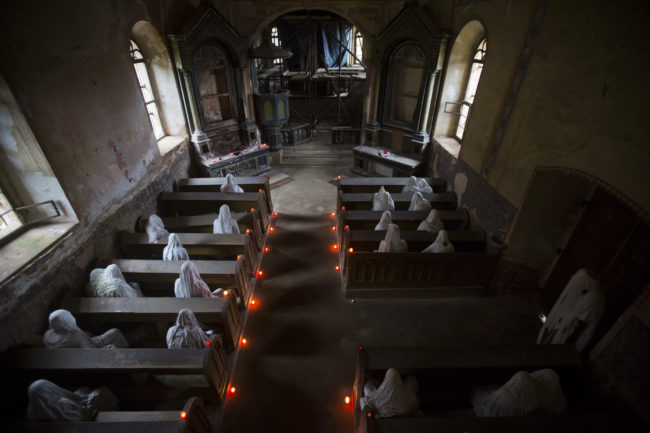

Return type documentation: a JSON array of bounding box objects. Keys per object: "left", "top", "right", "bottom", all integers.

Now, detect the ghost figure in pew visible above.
[
  {"left": 27, "top": 379, "right": 119, "bottom": 422},
  {"left": 220, "top": 173, "right": 244, "bottom": 193},
  {"left": 361, "top": 368, "right": 419, "bottom": 418},
  {"left": 417, "top": 209, "right": 445, "bottom": 234},
  {"left": 372, "top": 186, "right": 395, "bottom": 212},
  {"left": 145, "top": 214, "right": 169, "bottom": 244},
  {"left": 537, "top": 268, "right": 605, "bottom": 351},
  {"left": 166, "top": 308, "right": 210, "bottom": 349},
  {"left": 408, "top": 191, "right": 432, "bottom": 212},
  {"left": 471, "top": 369, "right": 566, "bottom": 417},
  {"left": 375, "top": 224, "right": 407, "bottom": 253},
  {"left": 402, "top": 176, "right": 433, "bottom": 194},
  {"left": 86, "top": 264, "right": 142, "bottom": 298},
  {"left": 163, "top": 233, "right": 190, "bottom": 261},
  {"left": 213, "top": 204, "right": 240, "bottom": 234},
  {"left": 43, "top": 309, "right": 128, "bottom": 349},
  {"left": 174, "top": 261, "right": 221, "bottom": 298},
  {"left": 374, "top": 210, "right": 392, "bottom": 231},
  {"left": 422, "top": 229, "right": 455, "bottom": 253}
]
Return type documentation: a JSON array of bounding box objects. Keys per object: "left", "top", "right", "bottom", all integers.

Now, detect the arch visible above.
[
  {"left": 131, "top": 21, "right": 188, "bottom": 143},
  {"left": 434, "top": 20, "right": 486, "bottom": 155}
]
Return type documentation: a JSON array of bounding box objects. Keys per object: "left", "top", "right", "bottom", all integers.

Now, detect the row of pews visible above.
[
  {"left": 335, "top": 177, "right": 499, "bottom": 298},
  {"left": 2, "top": 176, "right": 273, "bottom": 432}
]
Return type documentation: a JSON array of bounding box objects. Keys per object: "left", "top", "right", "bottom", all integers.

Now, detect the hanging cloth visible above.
[
  {"left": 372, "top": 186, "right": 395, "bottom": 212},
  {"left": 472, "top": 371, "right": 539, "bottom": 417},
  {"left": 402, "top": 177, "right": 433, "bottom": 194},
  {"left": 374, "top": 210, "right": 393, "bottom": 231},
  {"left": 417, "top": 209, "right": 445, "bottom": 233},
  {"left": 375, "top": 224, "right": 407, "bottom": 253},
  {"left": 363, "top": 368, "right": 419, "bottom": 418},
  {"left": 145, "top": 214, "right": 169, "bottom": 244},
  {"left": 408, "top": 192, "right": 431, "bottom": 212},
  {"left": 220, "top": 174, "right": 244, "bottom": 193},
  {"left": 86, "top": 264, "right": 142, "bottom": 298},
  {"left": 213, "top": 204, "right": 240, "bottom": 234},
  {"left": 163, "top": 233, "right": 190, "bottom": 261},
  {"left": 43, "top": 309, "right": 128, "bottom": 349},
  {"left": 174, "top": 261, "right": 216, "bottom": 298},
  {"left": 422, "top": 229, "right": 455, "bottom": 253},
  {"left": 166, "top": 308, "right": 210, "bottom": 349}
]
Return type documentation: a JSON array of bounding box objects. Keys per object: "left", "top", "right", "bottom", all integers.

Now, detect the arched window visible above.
[
  {"left": 130, "top": 40, "right": 164, "bottom": 140},
  {"left": 456, "top": 39, "right": 486, "bottom": 140},
  {"left": 349, "top": 28, "right": 363, "bottom": 65},
  {"left": 271, "top": 26, "right": 283, "bottom": 66},
  {"left": 383, "top": 43, "right": 426, "bottom": 131}
]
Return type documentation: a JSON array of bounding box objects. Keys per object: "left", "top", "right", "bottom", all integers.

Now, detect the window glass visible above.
[{"left": 130, "top": 40, "right": 165, "bottom": 139}]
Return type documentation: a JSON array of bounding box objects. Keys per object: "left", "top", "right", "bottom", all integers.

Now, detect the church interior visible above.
[{"left": 0, "top": 0, "right": 649, "bottom": 432}]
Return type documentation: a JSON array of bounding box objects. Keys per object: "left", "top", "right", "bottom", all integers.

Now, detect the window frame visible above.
[
  {"left": 130, "top": 40, "right": 166, "bottom": 140},
  {"left": 453, "top": 38, "right": 486, "bottom": 141}
]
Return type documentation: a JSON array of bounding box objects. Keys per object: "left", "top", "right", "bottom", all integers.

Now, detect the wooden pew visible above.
[
  {"left": 120, "top": 231, "right": 258, "bottom": 277},
  {"left": 337, "top": 177, "right": 446, "bottom": 194},
  {"left": 175, "top": 176, "right": 273, "bottom": 215},
  {"left": 342, "top": 251, "right": 499, "bottom": 298},
  {"left": 337, "top": 208, "right": 469, "bottom": 234},
  {"left": 160, "top": 191, "right": 269, "bottom": 229},
  {"left": 353, "top": 345, "right": 598, "bottom": 433},
  {"left": 97, "top": 258, "right": 252, "bottom": 308},
  {"left": 136, "top": 211, "right": 264, "bottom": 252},
  {"left": 338, "top": 191, "right": 456, "bottom": 211},
  {"left": 7, "top": 336, "right": 229, "bottom": 405},
  {"left": 62, "top": 296, "right": 241, "bottom": 350},
  {"left": 342, "top": 229, "right": 486, "bottom": 254},
  {"left": 3, "top": 396, "right": 212, "bottom": 433}
]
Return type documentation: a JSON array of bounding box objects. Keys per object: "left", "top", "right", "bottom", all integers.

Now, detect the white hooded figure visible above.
[
  {"left": 417, "top": 209, "right": 445, "bottom": 234},
  {"left": 402, "top": 176, "right": 433, "bottom": 194},
  {"left": 213, "top": 204, "right": 240, "bottom": 234},
  {"left": 372, "top": 186, "right": 395, "bottom": 212},
  {"left": 374, "top": 210, "right": 392, "bottom": 231},
  {"left": 27, "top": 379, "right": 118, "bottom": 422},
  {"left": 43, "top": 309, "right": 128, "bottom": 349},
  {"left": 408, "top": 192, "right": 432, "bottom": 212},
  {"left": 162, "top": 233, "right": 190, "bottom": 261},
  {"left": 220, "top": 173, "right": 244, "bottom": 193},
  {"left": 422, "top": 229, "right": 455, "bottom": 253},
  {"left": 166, "top": 308, "right": 210, "bottom": 349},
  {"left": 86, "top": 264, "right": 142, "bottom": 298},
  {"left": 362, "top": 368, "right": 419, "bottom": 418},
  {"left": 529, "top": 369, "right": 567, "bottom": 415},
  {"left": 537, "top": 268, "right": 605, "bottom": 351},
  {"left": 472, "top": 371, "right": 539, "bottom": 417},
  {"left": 375, "top": 224, "right": 407, "bottom": 253},
  {"left": 174, "top": 261, "right": 216, "bottom": 298},
  {"left": 145, "top": 214, "right": 169, "bottom": 244}
]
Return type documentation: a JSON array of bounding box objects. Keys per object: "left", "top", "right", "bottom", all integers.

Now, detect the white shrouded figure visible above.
[
  {"left": 43, "top": 309, "right": 128, "bottom": 349},
  {"left": 166, "top": 308, "right": 210, "bottom": 349},
  {"left": 145, "top": 214, "right": 169, "bottom": 244},
  {"left": 472, "top": 369, "right": 566, "bottom": 417},
  {"left": 422, "top": 229, "right": 455, "bottom": 253},
  {"left": 174, "top": 261, "right": 218, "bottom": 298},
  {"left": 213, "top": 204, "right": 240, "bottom": 234},
  {"left": 27, "top": 379, "right": 118, "bottom": 422},
  {"left": 374, "top": 210, "right": 392, "bottom": 231},
  {"left": 220, "top": 173, "right": 244, "bottom": 193},
  {"left": 86, "top": 264, "right": 142, "bottom": 298},
  {"left": 402, "top": 176, "right": 433, "bottom": 194},
  {"left": 537, "top": 268, "right": 604, "bottom": 351},
  {"left": 375, "top": 224, "right": 407, "bottom": 253},
  {"left": 362, "top": 368, "right": 419, "bottom": 418},
  {"left": 408, "top": 191, "right": 431, "bottom": 212},
  {"left": 372, "top": 186, "right": 395, "bottom": 212},
  {"left": 417, "top": 209, "right": 445, "bottom": 233},
  {"left": 163, "top": 233, "right": 190, "bottom": 261}
]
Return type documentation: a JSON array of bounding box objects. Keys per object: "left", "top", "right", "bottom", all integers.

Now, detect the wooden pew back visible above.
[
  {"left": 339, "top": 191, "right": 456, "bottom": 211},
  {"left": 175, "top": 176, "right": 273, "bottom": 215},
  {"left": 337, "top": 177, "right": 446, "bottom": 194}
]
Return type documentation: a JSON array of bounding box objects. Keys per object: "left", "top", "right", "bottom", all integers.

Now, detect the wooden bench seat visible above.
[
  {"left": 7, "top": 336, "right": 229, "bottom": 405},
  {"left": 62, "top": 296, "right": 241, "bottom": 350},
  {"left": 353, "top": 345, "right": 591, "bottom": 433},
  {"left": 97, "top": 258, "right": 252, "bottom": 308},
  {"left": 137, "top": 211, "right": 265, "bottom": 252},
  {"left": 2, "top": 397, "right": 212, "bottom": 433},
  {"left": 120, "top": 232, "right": 258, "bottom": 277},
  {"left": 339, "top": 191, "right": 456, "bottom": 211},
  {"left": 175, "top": 176, "right": 273, "bottom": 215},
  {"left": 342, "top": 229, "right": 486, "bottom": 253},
  {"left": 160, "top": 191, "right": 269, "bottom": 229},
  {"left": 337, "top": 177, "right": 446, "bottom": 194}
]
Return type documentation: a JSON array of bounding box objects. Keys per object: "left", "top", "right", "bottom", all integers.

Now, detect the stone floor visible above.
[{"left": 216, "top": 146, "right": 541, "bottom": 432}]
